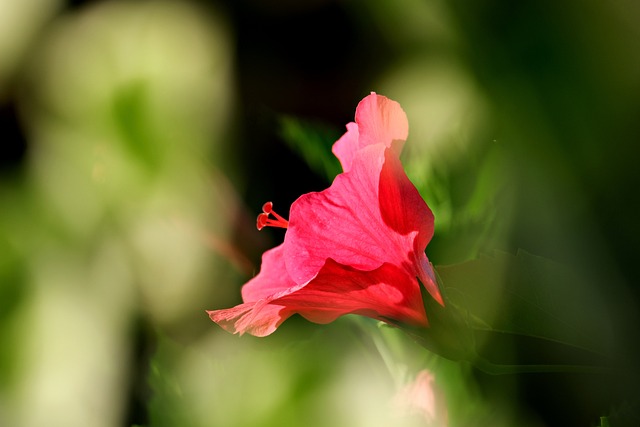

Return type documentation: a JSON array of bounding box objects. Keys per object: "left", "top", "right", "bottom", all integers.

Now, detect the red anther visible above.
[
  {"left": 256, "top": 213, "right": 269, "bottom": 230},
  {"left": 256, "top": 202, "right": 289, "bottom": 231}
]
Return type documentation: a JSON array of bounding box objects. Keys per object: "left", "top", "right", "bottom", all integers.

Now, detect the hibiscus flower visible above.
[{"left": 208, "top": 93, "right": 443, "bottom": 336}]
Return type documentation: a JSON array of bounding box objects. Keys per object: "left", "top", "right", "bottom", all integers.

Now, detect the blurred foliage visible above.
[
  {"left": 146, "top": 320, "right": 450, "bottom": 427},
  {"left": 0, "top": 0, "right": 63, "bottom": 100},
  {"left": 438, "top": 250, "right": 611, "bottom": 358},
  {"left": 0, "top": 1, "right": 239, "bottom": 426},
  {"left": 278, "top": 115, "right": 342, "bottom": 182},
  {"left": 411, "top": 250, "right": 616, "bottom": 372}
]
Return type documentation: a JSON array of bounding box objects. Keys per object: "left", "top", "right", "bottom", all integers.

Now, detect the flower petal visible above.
[
  {"left": 241, "top": 245, "right": 297, "bottom": 303},
  {"left": 379, "top": 148, "right": 442, "bottom": 304},
  {"left": 207, "top": 300, "right": 289, "bottom": 337},
  {"left": 208, "top": 258, "right": 428, "bottom": 337},
  {"left": 285, "top": 145, "right": 434, "bottom": 287},
  {"left": 332, "top": 121, "right": 359, "bottom": 173},
  {"left": 332, "top": 92, "right": 408, "bottom": 172},
  {"left": 276, "top": 259, "right": 428, "bottom": 328},
  {"left": 378, "top": 147, "right": 433, "bottom": 244}
]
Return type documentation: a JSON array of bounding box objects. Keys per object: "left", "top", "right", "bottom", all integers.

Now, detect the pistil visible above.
[{"left": 256, "top": 202, "right": 289, "bottom": 230}]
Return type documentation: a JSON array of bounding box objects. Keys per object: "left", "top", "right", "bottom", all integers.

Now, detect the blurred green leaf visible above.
[
  {"left": 409, "top": 250, "right": 611, "bottom": 373},
  {"left": 409, "top": 138, "right": 513, "bottom": 264},
  {"left": 112, "top": 81, "right": 160, "bottom": 172},
  {"left": 437, "top": 250, "right": 606, "bottom": 353},
  {"left": 147, "top": 329, "right": 344, "bottom": 427},
  {"left": 278, "top": 116, "right": 342, "bottom": 182}
]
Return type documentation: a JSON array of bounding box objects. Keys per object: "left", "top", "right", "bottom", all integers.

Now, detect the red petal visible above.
[
  {"left": 285, "top": 145, "right": 433, "bottom": 284},
  {"left": 276, "top": 259, "right": 428, "bottom": 328},
  {"left": 332, "top": 93, "right": 408, "bottom": 172},
  {"left": 208, "top": 245, "right": 302, "bottom": 336},
  {"left": 208, "top": 258, "right": 428, "bottom": 337},
  {"left": 241, "top": 244, "right": 297, "bottom": 302},
  {"left": 378, "top": 148, "right": 433, "bottom": 244},
  {"left": 332, "top": 122, "right": 359, "bottom": 172},
  {"left": 207, "top": 301, "right": 289, "bottom": 337}
]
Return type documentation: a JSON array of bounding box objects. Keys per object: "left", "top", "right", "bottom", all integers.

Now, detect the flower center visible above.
[{"left": 256, "top": 202, "right": 289, "bottom": 230}]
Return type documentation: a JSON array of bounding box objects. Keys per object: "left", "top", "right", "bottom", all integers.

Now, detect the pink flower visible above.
[{"left": 208, "top": 93, "right": 443, "bottom": 337}]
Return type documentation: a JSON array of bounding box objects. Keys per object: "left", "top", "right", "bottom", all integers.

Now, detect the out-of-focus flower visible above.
[
  {"left": 208, "top": 93, "right": 443, "bottom": 336},
  {"left": 392, "top": 370, "right": 448, "bottom": 426}
]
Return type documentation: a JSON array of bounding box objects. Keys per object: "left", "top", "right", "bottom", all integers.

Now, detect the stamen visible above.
[{"left": 256, "top": 201, "right": 289, "bottom": 230}]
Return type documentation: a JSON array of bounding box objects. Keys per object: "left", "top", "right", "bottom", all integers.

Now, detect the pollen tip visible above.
[
  {"left": 256, "top": 201, "right": 288, "bottom": 230},
  {"left": 262, "top": 201, "right": 273, "bottom": 213},
  {"left": 256, "top": 213, "right": 268, "bottom": 230}
]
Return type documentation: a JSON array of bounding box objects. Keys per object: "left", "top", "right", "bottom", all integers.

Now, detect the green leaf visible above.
[
  {"left": 112, "top": 81, "right": 160, "bottom": 171},
  {"left": 438, "top": 250, "right": 608, "bottom": 351},
  {"left": 408, "top": 139, "right": 514, "bottom": 264},
  {"left": 278, "top": 116, "right": 342, "bottom": 182},
  {"left": 411, "top": 250, "right": 612, "bottom": 373}
]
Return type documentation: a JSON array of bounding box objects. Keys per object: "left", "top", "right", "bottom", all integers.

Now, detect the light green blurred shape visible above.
[
  {"left": 17, "top": 0, "right": 236, "bottom": 325},
  {"left": 20, "top": 0, "right": 234, "bottom": 236},
  {"left": 380, "top": 59, "right": 487, "bottom": 167},
  {"left": 3, "top": 1, "right": 236, "bottom": 426},
  {"left": 149, "top": 320, "right": 461, "bottom": 427},
  {"left": 0, "top": 0, "right": 63, "bottom": 100},
  {"left": 7, "top": 238, "right": 135, "bottom": 427},
  {"left": 22, "top": 0, "right": 232, "bottom": 144}
]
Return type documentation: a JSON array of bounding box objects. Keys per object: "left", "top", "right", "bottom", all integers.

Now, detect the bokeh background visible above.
[{"left": 1, "top": 1, "right": 639, "bottom": 426}]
